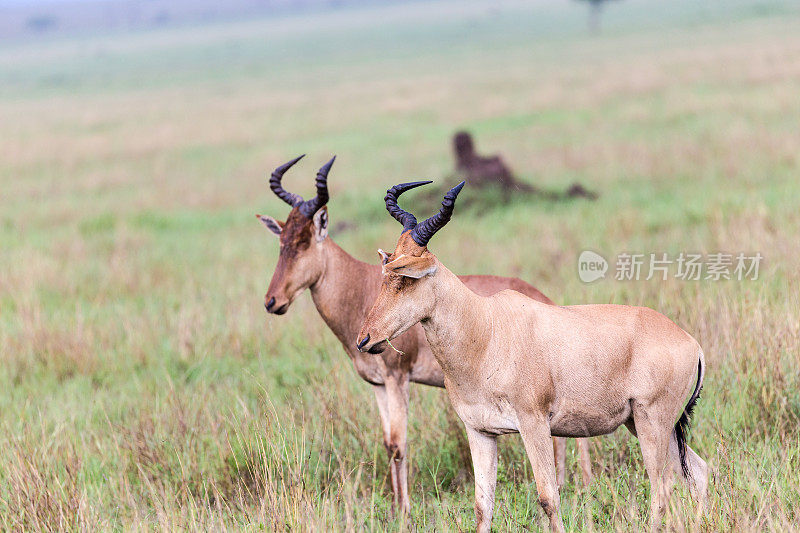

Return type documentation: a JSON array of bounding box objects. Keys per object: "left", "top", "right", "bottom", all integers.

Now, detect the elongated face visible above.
[
  {"left": 257, "top": 154, "right": 335, "bottom": 315},
  {"left": 356, "top": 232, "right": 438, "bottom": 353},
  {"left": 257, "top": 206, "right": 328, "bottom": 315},
  {"left": 357, "top": 179, "right": 465, "bottom": 353}
]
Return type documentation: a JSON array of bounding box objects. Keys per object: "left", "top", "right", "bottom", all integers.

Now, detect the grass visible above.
[{"left": 1, "top": 0, "right": 800, "bottom": 530}]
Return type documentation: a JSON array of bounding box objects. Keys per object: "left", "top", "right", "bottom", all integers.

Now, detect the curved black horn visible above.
[
  {"left": 299, "top": 156, "right": 334, "bottom": 217},
  {"left": 411, "top": 181, "right": 465, "bottom": 247},
  {"left": 270, "top": 155, "right": 305, "bottom": 207},
  {"left": 384, "top": 181, "right": 433, "bottom": 232}
]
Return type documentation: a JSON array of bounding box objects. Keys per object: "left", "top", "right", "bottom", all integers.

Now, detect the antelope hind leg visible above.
[
  {"left": 668, "top": 432, "right": 709, "bottom": 508},
  {"left": 553, "top": 437, "right": 566, "bottom": 489},
  {"left": 631, "top": 404, "right": 674, "bottom": 531},
  {"left": 575, "top": 438, "right": 594, "bottom": 487}
]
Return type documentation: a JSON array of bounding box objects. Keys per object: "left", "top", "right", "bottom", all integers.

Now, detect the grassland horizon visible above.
[{"left": 1, "top": 0, "right": 799, "bottom": 530}]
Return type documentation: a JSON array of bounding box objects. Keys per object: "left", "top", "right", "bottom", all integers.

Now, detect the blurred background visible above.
[{"left": 1, "top": 0, "right": 799, "bottom": 530}]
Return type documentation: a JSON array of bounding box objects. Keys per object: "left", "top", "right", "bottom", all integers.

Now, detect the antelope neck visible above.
[
  {"left": 309, "top": 238, "right": 378, "bottom": 346},
  {"left": 420, "top": 263, "right": 492, "bottom": 376}
]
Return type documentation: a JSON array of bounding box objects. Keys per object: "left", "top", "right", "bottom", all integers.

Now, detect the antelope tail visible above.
[{"left": 675, "top": 353, "right": 704, "bottom": 479}]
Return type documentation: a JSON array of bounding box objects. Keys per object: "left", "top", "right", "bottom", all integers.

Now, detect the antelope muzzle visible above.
[
  {"left": 264, "top": 294, "right": 290, "bottom": 315},
  {"left": 356, "top": 333, "right": 388, "bottom": 354}
]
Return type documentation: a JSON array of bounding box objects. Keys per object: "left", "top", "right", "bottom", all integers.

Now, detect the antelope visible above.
[
  {"left": 256, "top": 156, "right": 593, "bottom": 515},
  {"left": 357, "top": 181, "right": 709, "bottom": 532}
]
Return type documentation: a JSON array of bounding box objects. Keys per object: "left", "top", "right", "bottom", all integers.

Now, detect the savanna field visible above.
[{"left": 1, "top": 0, "right": 800, "bottom": 530}]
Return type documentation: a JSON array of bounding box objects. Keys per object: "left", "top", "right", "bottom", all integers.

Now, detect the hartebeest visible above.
[
  {"left": 357, "top": 181, "right": 708, "bottom": 532},
  {"left": 257, "top": 157, "right": 593, "bottom": 514}
]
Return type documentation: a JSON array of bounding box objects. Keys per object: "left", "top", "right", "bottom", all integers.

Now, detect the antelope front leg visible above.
[
  {"left": 373, "top": 376, "right": 411, "bottom": 515},
  {"left": 518, "top": 415, "right": 565, "bottom": 533},
  {"left": 464, "top": 425, "right": 498, "bottom": 533}
]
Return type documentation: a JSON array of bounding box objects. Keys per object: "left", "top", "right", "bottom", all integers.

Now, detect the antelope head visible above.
[
  {"left": 257, "top": 155, "right": 334, "bottom": 315},
  {"left": 357, "top": 180, "right": 465, "bottom": 353}
]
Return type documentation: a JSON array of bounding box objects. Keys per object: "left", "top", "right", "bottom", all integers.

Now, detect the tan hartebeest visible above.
[
  {"left": 357, "top": 181, "right": 708, "bottom": 532},
  {"left": 257, "top": 157, "right": 593, "bottom": 515}
]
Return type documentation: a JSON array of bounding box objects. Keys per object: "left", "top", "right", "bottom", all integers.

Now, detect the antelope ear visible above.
[
  {"left": 257, "top": 214, "right": 283, "bottom": 237},
  {"left": 377, "top": 249, "right": 390, "bottom": 265},
  {"left": 384, "top": 254, "right": 437, "bottom": 279},
  {"left": 312, "top": 206, "right": 329, "bottom": 242}
]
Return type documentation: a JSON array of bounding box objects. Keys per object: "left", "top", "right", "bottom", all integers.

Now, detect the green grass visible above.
[{"left": 1, "top": 0, "right": 800, "bottom": 530}]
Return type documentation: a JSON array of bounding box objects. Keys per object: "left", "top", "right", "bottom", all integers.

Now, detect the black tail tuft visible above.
[{"left": 675, "top": 358, "right": 703, "bottom": 479}]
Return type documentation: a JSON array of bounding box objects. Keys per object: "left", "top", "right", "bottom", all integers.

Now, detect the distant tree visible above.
[
  {"left": 26, "top": 15, "right": 58, "bottom": 33},
  {"left": 577, "top": 0, "right": 617, "bottom": 33}
]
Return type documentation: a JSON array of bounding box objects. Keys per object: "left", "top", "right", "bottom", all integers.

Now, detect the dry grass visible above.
[{"left": 1, "top": 0, "right": 800, "bottom": 530}]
